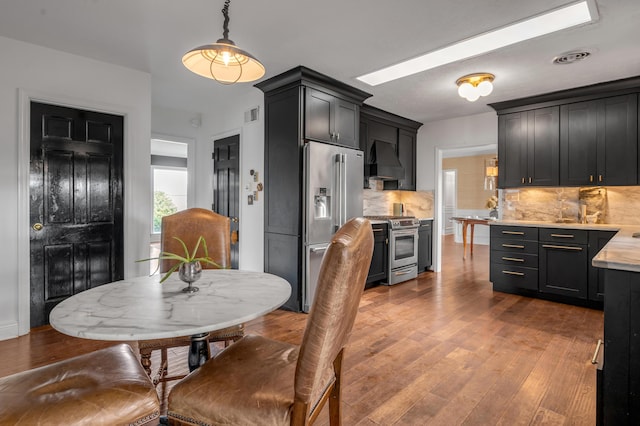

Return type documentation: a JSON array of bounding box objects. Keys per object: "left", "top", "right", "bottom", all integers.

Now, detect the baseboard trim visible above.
[{"left": 0, "top": 323, "right": 19, "bottom": 341}]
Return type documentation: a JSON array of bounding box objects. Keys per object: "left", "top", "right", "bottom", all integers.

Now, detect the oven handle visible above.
[{"left": 390, "top": 228, "right": 419, "bottom": 236}]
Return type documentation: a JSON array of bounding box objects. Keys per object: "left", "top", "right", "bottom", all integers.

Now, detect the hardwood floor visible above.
[{"left": 0, "top": 236, "right": 603, "bottom": 425}]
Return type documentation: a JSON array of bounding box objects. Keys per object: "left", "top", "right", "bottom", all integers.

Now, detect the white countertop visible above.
[
  {"left": 490, "top": 219, "right": 621, "bottom": 231},
  {"left": 49, "top": 270, "right": 291, "bottom": 341},
  {"left": 491, "top": 220, "right": 640, "bottom": 273}
]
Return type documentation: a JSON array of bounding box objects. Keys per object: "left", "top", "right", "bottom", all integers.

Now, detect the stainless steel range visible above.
[{"left": 364, "top": 216, "right": 420, "bottom": 285}]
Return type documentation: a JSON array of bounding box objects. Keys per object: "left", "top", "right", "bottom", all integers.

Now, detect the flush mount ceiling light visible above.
[
  {"left": 356, "top": 0, "right": 597, "bottom": 86},
  {"left": 456, "top": 73, "right": 495, "bottom": 102},
  {"left": 182, "top": 0, "right": 265, "bottom": 84}
]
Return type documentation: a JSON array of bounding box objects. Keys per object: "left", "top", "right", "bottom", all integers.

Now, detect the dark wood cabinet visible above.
[
  {"left": 491, "top": 76, "right": 640, "bottom": 189},
  {"left": 601, "top": 268, "right": 640, "bottom": 424},
  {"left": 588, "top": 230, "right": 617, "bottom": 302},
  {"left": 256, "top": 66, "right": 371, "bottom": 312},
  {"left": 398, "top": 129, "right": 416, "bottom": 190},
  {"left": 305, "top": 87, "right": 359, "bottom": 149},
  {"left": 560, "top": 94, "right": 638, "bottom": 186},
  {"left": 538, "top": 228, "right": 588, "bottom": 299},
  {"left": 490, "top": 225, "right": 539, "bottom": 292},
  {"left": 366, "top": 223, "right": 388, "bottom": 285},
  {"left": 418, "top": 219, "right": 432, "bottom": 271},
  {"left": 497, "top": 107, "right": 559, "bottom": 188},
  {"left": 491, "top": 223, "right": 618, "bottom": 307},
  {"left": 360, "top": 105, "right": 422, "bottom": 190}
]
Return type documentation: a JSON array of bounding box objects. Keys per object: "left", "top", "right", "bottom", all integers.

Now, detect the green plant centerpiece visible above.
[{"left": 138, "top": 236, "right": 221, "bottom": 293}]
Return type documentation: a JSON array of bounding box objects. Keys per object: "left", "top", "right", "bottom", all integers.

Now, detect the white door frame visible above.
[
  {"left": 433, "top": 143, "right": 496, "bottom": 272},
  {"left": 17, "top": 89, "right": 143, "bottom": 335}
]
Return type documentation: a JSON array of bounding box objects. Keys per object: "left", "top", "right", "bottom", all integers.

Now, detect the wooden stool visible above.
[{"left": 0, "top": 344, "right": 160, "bottom": 425}]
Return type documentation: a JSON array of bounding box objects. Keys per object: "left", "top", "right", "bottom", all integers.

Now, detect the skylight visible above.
[{"left": 356, "top": 1, "right": 597, "bottom": 86}]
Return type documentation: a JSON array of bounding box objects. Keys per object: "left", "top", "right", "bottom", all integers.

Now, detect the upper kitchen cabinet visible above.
[
  {"left": 305, "top": 88, "right": 359, "bottom": 148},
  {"left": 560, "top": 94, "right": 638, "bottom": 186},
  {"left": 360, "top": 105, "right": 422, "bottom": 190},
  {"left": 497, "top": 106, "right": 559, "bottom": 188},
  {"left": 491, "top": 76, "right": 640, "bottom": 189}
]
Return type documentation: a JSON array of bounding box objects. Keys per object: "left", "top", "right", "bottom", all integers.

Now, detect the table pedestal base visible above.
[{"left": 188, "top": 333, "right": 210, "bottom": 372}]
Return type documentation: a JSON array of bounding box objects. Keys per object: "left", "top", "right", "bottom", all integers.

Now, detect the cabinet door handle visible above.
[
  {"left": 521, "top": 177, "right": 525, "bottom": 184},
  {"left": 528, "top": 177, "right": 532, "bottom": 184},
  {"left": 336, "top": 132, "right": 340, "bottom": 140},
  {"left": 502, "top": 270, "right": 525, "bottom": 276},
  {"left": 550, "top": 233, "right": 574, "bottom": 238},
  {"left": 542, "top": 244, "right": 583, "bottom": 251},
  {"left": 591, "top": 339, "right": 603, "bottom": 365},
  {"left": 589, "top": 175, "right": 594, "bottom": 183},
  {"left": 502, "top": 257, "right": 525, "bottom": 262},
  {"left": 373, "top": 228, "right": 384, "bottom": 233},
  {"left": 502, "top": 244, "right": 525, "bottom": 249},
  {"left": 502, "top": 230, "right": 524, "bottom": 235},
  {"left": 599, "top": 175, "right": 603, "bottom": 182}
]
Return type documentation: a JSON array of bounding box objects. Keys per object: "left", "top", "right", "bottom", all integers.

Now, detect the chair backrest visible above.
[
  {"left": 293, "top": 217, "right": 374, "bottom": 411},
  {"left": 160, "top": 208, "right": 231, "bottom": 273}
]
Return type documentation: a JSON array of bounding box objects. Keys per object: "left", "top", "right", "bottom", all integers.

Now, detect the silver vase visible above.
[{"left": 179, "top": 261, "right": 202, "bottom": 293}]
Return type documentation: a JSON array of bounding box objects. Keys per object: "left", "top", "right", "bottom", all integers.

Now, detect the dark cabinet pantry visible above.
[{"left": 256, "top": 66, "right": 371, "bottom": 311}]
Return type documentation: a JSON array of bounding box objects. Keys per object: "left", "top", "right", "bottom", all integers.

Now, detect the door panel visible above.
[
  {"left": 213, "top": 135, "right": 240, "bottom": 269},
  {"left": 30, "top": 102, "right": 124, "bottom": 328}
]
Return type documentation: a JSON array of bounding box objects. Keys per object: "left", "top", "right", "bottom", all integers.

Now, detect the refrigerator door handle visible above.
[
  {"left": 334, "top": 154, "right": 342, "bottom": 232},
  {"left": 341, "top": 153, "right": 347, "bottom": 228}
]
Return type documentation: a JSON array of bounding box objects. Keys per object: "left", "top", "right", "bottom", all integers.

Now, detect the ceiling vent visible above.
[{"left": 553, "top": 51, "right": 591, "bottom": 64}]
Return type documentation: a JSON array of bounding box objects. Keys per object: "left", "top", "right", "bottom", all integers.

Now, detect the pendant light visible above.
[{"left": 182, "top": 0, "right": 265, "bottom": 84}]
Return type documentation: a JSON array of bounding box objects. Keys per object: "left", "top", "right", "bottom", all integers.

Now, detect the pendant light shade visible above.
[{"left": 182, "top": 0, "right": 265, "bottom": 84}]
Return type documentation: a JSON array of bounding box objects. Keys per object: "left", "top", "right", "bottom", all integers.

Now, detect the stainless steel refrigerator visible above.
[{"left": 303, "top": 141, "right": 363, "bottom": 312}]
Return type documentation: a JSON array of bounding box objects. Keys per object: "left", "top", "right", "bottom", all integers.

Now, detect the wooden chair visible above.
[
  {"left": 0, "top": 344, "right": 160, "bottom": 425},
  {"left": 139, "top": 208, "right": 244, "bottom": 384},
  {"left": 167, "top": 217, "right": 374, "bottom": 426}
]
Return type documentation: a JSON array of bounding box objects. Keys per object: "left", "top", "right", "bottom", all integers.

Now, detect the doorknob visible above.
[
  {"left": 231, "top": 217, "right": 239, "bottom": 223},
  {"left": 32, "top": 223, "right": 43, "bottom": 231}
]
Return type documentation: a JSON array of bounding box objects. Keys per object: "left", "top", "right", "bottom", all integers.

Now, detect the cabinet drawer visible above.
[
  {"left": 539, "top": 227, "right": 588, "bottom": 244},
  {"left": 490, "top": 225, "right": 538, "bottom": 240},
  {"left": 491, "top": 237, "right": 538, "bottom": 254},
  {"left": 491, "top": 251, "right": 538, "bottom": 268},
  {"left": 490, "top": 263, "right": 538, "bottom": 291}
]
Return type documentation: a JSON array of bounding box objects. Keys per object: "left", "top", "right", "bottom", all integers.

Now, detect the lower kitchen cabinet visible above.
[
  {"left": 589, "top": 230, "right": 617, "bottom": 302},
  {"left": 539, "top": 228, "right": 589, "bottom": 299},
  {"left": 490, "top": 224, "right": 618, "bottom": 307},
  {"left": 601, "top": 268, "right": 640, "bottom": 424},
  {"left": 490, "top": 225, "right": 539, "bottom": 292},
  {"left": 418, "top": 219, "right": 432, "bottom": 271},
  {"left": 366, "top": 222, "right": 388, "bottom": 286}
]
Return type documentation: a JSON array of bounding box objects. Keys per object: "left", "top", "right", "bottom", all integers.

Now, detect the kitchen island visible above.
[{"left": 592, "top": 226, "right": 640, "bottom": 425}]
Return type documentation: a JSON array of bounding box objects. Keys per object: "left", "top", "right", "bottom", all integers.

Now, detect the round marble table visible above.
[{"left": 50, "top": 270, "right": 291, "bottom": 369}]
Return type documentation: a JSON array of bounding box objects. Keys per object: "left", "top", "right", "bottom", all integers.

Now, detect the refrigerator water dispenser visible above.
[{"left": 314, "top": 188, "right": 331, "bottom": 219}]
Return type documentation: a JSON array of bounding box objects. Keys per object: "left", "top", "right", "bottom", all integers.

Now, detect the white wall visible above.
[
  {"left": 416, "top": 111, "right": 498, "bottom": 271},
  {"left": 0, "top": 36, "right": 151, "bottom": 339},
  {"left": 152, "top": 89, "right": 265, "bottom": 272}
]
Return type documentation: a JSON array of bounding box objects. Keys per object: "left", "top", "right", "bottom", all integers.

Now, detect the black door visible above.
[
  {"left": 30, "top": 102, "right": 124, "bottom": 327},
  {"left": 213, "top": 135, "right": 240, "bottom": 269}
]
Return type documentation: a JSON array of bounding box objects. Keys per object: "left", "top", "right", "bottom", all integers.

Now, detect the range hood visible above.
[{"left": 367, "top": 140, "right": 405, "bottom": 180}]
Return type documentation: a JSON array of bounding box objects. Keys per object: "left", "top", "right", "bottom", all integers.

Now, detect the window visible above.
[{"left": 149, "top": 137, "right": 192, "bottom": 273}]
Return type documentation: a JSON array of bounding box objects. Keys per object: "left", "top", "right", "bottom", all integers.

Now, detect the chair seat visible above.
[
  {"left": 0, "top": 344, "right": 160, "bottom": 426},
  {"left": 168, "top": 335, "right": 336, "bottom": 426}
]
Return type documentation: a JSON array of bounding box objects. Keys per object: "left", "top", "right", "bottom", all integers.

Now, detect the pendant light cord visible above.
[{"left": 221, "top": 0, "right": 231, "bottom": 40}]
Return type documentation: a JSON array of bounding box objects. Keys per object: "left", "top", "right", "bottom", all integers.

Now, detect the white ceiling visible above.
[{"left": 1, "top": 0, "right": 639, "bottom": 124}]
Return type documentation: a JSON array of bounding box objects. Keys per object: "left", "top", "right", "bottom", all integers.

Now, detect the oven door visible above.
[{"left": 389, "top": 228, "right": 418, "bottom": 269}]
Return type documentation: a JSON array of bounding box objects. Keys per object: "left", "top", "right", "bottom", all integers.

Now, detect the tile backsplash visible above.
[
  {"left": 500, "top": 186, "right": 640, "bottom": 225},
  {"left": 363, "top": 189, "right": 434, "bottom": 218}
]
